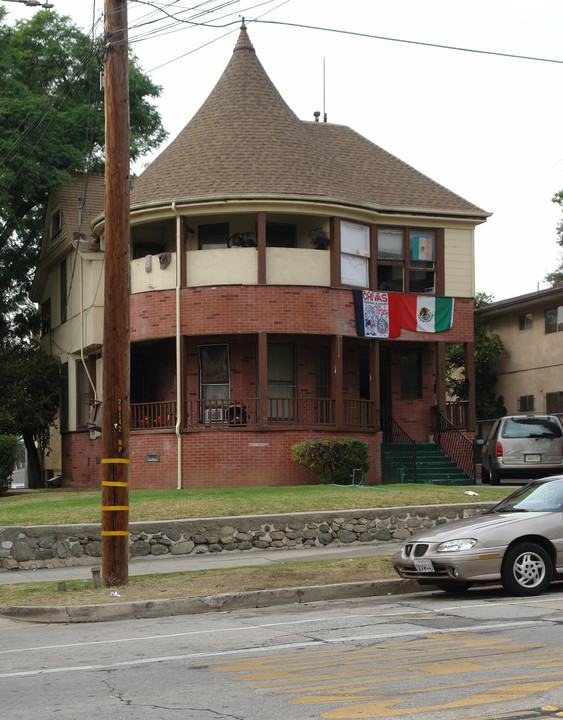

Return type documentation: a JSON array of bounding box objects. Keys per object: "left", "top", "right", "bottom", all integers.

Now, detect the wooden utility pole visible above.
[{"left": 101, "top": 0, "right": 130, "bottom": 587}]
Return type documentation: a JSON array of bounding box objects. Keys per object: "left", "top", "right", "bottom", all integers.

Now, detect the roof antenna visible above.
[{"left": 323, "top": 57, "right": 327, "bottom": 122}]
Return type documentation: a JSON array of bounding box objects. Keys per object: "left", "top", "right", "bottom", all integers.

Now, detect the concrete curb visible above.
[{"left": 0, "top": 578, "right": 421, "bottom": 624}]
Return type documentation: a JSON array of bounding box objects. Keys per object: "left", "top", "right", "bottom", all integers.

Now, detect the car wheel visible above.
[
  {"left": 489, "top": 466, "right": 501, "bottom": 485},
  {"left": 432, "top": 581, "right": 473, "bottom": 593},
  {"left": 501, "top": 542, "right": 553, "bottom": 596},
  {"left": 481, "top": 466, "right": 490, "bottom": 484}
]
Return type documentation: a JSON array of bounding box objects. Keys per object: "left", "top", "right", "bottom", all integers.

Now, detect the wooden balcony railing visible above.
[
  {"left": 445, "top": 400, "right": 468, "bottom": 430},
  {"left": 131, "top": 401, "right": 177, "bottom": 429},
  {"left": 131, "top": 398, "right": 377, "bottom": 430}
]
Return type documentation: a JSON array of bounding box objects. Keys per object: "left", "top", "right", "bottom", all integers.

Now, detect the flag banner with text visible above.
[
  {"left": 354, "top": 291, "right": 454, "bottom": 336},
  {"left": 353, "top": 290, "right": 401, "bottom": 338}
]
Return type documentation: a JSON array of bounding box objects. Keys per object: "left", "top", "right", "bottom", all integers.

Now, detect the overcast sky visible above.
[{"left": 5, "top": 0, "right": 563, "bottom": 302}]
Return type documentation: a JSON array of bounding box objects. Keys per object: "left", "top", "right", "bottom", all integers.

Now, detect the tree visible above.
[
  {"left": 0, "top": 346, "right": 61, "bottom": 488},
  {"left": 446, "top": 292, "right": 507, "bottom": 421},
  {"left": 545, "top": 191, "right": 563, "bottom": 286},
  {"left": 0, "top": 434, "right": 19, "bottom": 495},
  {"left": 0, "top": 8, "right": 167, "bottom": 340}
]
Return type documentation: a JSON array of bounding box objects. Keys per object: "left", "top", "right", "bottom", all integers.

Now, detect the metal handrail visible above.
[
  {"left": 434, "top": 409, "right": 476, "bottom": 480},
  {"left": 381, "top": 412, "right": 417, "bottom": 482}
]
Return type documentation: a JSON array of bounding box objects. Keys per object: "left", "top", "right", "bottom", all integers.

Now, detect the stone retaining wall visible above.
[{"left": 0, "top": 502, "right": 495, "bottom": 571}]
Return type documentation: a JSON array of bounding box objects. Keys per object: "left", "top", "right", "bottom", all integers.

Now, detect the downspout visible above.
[{"left": 172, "top": 202, "right": 183, "bottom": 489}]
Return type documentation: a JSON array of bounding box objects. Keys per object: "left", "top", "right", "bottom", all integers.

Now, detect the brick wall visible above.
[
  {"left": 62, "top": 428, "right": 381, "bottom": 489},
  {"left": 131, "top": 287, "right": 474, "bottom": 342}
]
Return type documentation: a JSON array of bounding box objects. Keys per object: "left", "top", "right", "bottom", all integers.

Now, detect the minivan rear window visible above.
[{"left": 502, "top": 417, "right": 563, "bottom": 439}]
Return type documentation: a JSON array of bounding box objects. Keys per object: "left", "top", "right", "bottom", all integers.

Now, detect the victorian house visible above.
[{"left": 31, "top": 24, "right": 488, "bottom": 488}]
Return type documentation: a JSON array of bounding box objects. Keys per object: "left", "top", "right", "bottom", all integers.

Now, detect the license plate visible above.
[
  {"left": 414, "top": 558, "right": 435, "bottom": 573},
  {"left": 525, "top": 454, "right": 541, "bottom": 463}
]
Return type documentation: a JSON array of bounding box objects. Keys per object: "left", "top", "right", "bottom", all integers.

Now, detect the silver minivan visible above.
[{"left": 481, "top": 413, "right": 563, "bottom": 484}]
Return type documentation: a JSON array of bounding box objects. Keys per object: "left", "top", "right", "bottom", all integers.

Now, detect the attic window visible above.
[{"left": 50, "top": 209, "right": 61, "bottom": 239}]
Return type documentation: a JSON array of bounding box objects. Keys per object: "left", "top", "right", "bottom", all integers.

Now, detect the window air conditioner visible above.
[{"left": 204, "top": 407, "right": 223, "bottom": 423}]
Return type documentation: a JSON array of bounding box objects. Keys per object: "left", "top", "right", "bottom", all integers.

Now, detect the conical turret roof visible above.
[{"left": 131, "top": 25, "right": 486, "bottom": 218}]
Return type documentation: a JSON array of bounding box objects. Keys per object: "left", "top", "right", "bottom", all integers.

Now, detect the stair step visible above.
[{"left": 382, "top": 441, "right": 475, "bottom": 485}]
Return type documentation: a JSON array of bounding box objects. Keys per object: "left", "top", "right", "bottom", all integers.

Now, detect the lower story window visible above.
[
  {"left": 400, "top": 349, "right": 422, "bottom": 399},
  {"left": 518, "top": 394, "right": 534, "bottom": 412},
  {"left": 199, "top": 344, "right": 230, "bottom": 422},
  {"left": 546, "top": 391, "right": 563, "bottom": 414},
  {"left": 268, "top": 345, "right": 296, "bottom": 420}
]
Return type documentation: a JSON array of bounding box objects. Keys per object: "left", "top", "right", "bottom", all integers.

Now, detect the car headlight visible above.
[{"left": 436, "top": 538, "right": 477, "bottom": 552}]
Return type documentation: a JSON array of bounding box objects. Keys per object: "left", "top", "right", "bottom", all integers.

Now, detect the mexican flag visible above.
[{"left": 402, "top": 296, "right": 454, "bottom": 333}]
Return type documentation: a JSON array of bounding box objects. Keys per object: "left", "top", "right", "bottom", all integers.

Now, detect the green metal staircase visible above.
[{"left": 382, "top": 442, "right": 475, "bottom": 485}]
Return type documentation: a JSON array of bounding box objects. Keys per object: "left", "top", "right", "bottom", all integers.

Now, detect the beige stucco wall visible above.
[
  {"left": 131, "top": 254, "right": 177, "bottom": 293},
  {"left": 266, "top": 248, "right": 330, "bottom": 285},
  {"left": 186, "top": 247, "right": 258, "bottom": 287},
  {"left": 485, "top": 307, "right": 563, "bottom": 413},
  {"left": 444, "top": 226, "right": 475, "bottom": 298}
]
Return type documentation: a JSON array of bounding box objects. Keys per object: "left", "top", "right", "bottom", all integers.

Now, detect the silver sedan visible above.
[{"left": 392, "top": 476, "right": 563, "bottom": 596}]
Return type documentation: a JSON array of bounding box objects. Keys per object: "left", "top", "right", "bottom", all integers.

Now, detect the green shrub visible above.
[
  {"left": 0, "top": 435, "right": 19, "bottom": 496},
  {"left": 291, "top": 437, "right": 370, "bottom": 484}
]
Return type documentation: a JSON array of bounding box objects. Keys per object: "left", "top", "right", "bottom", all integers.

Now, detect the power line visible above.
[{"left": 252, "top": 19, "right": 563, "bottom": 66}]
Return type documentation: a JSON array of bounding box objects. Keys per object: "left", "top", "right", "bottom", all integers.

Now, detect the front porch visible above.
[{"left": 131, "top": 397, "right": 377, "bottom": 431}]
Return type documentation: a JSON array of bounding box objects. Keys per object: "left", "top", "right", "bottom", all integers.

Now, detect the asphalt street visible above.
[{"left": 3, "top": 585, "right": 563, "bottom": 720}]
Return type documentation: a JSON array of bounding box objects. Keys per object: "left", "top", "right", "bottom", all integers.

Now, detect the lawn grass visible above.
[
  {"left": 0, "top": 484, "right": 507, "bottom": 526},
  {"left": 0, "top": 555, "right": 396, "bottom": 607}
]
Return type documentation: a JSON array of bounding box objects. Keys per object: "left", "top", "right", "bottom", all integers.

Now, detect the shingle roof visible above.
[
  {"left": 57, "top": 173, "right": 105, "bottom": 242},
  {"left": 130, "top": 24, "right": 487, "bottom": 219}
]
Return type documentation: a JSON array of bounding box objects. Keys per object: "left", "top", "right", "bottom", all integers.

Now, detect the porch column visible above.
[
  {"left": 330, "top": 217, "right": 341, "bottom": 287},
  {"left": 332, "top": 335, "right": 344, "bottom": 427},
  {"left": 435, "top": 341, "right": 447, "bottom": 413},
  {"left": 257, "top": 211, "right": 266, "bottom": 285},
  {"left": 369, "top": 340, "right": 380, "bottom": 431},
  {"left": 258, "top": 331, "right": 268, "bottom": 427},
  {"left": 464, "top": 341, "right": 476, "bottom": 433}
]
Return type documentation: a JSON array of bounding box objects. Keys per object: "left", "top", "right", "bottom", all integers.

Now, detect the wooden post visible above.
[
  {"left": 258, "top": 332, "right": 268, "bottom": 427},
  {"left": 257, "top": 211, "right": 266, "bottom": 285},
  {"left": 101, "top": 0, "right": 130, "bottom": 588},
  {"left": 332, "top": 335, "right": 344, "bottom": 426},
  {"left": 465, "top": 341, "right": 476, "bottom": 433}
]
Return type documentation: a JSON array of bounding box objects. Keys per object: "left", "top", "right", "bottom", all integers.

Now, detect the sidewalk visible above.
[
  {"left": 0, "top": 541, "right": 418, "bottom": 623},
  {"left": 0, "top": 540, "right": 403, "bottom": 584}
]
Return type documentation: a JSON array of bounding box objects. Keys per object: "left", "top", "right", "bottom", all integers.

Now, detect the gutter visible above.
[{"left": 172, "top": 202, "right": 183, "bottom": 490}]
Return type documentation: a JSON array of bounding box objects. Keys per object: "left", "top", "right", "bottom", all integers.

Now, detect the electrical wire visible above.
[{"left": 253, "top": 18, "right": 563, "bottom": 65}]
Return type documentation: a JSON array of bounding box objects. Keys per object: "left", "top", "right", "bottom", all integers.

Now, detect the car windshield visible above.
[
  {"left": 489, "top": 479, "right": 563, "bottom": 513},
  {"left": 501, "top": 417, "right": 562, "bottom": 439}
]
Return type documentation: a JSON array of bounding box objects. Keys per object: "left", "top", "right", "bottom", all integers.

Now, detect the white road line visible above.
[
  {"left": 2, "top": 594, "right": 562, "bottom": 656},
  {"left": 0, "top": 619, "right": 550, "bottom": 679}
]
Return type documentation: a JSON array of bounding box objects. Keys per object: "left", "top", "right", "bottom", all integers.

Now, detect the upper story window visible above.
[
  {"left": 50, "top": 209, "right": 61, "bottom": 240},
  {"left": 377, "top": 228, "right": 404, "bottom": 291},
  {"left": 518, "top": 313, "right": 533, "bottom": 330},
  {"left": 41, "top": 299, "right": 51, "bottom": 336},
  {"left": 340, "top": 221, "right": 370, "bottom": 288},
  {"left": 266, "top": 222, "right": 296, "bottom": 248},
  {"left": 518, "top": 394, "right": 534, "bottom": 412},
  {"left": 198, "top": 223, "right": 229, "bottom": 250},
  {"left": 545, "top": 306, "right": 563, "bottom": 334},
  {"left": 519, "top": 313, "right": 533, "bottom": 330},
  {"left": 60, "top": 259, "right": 67, "bottom": 324},
  {"left": 376, "top": 226, "right": 436, "bottom": 293},
  {"left": 409, "top": 230, "right": 435, "bottom": 293}
]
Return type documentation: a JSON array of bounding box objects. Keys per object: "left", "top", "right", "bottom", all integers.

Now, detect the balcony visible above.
[{"left": 131, "top": 398, "right": 376, "bottom": 431}]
